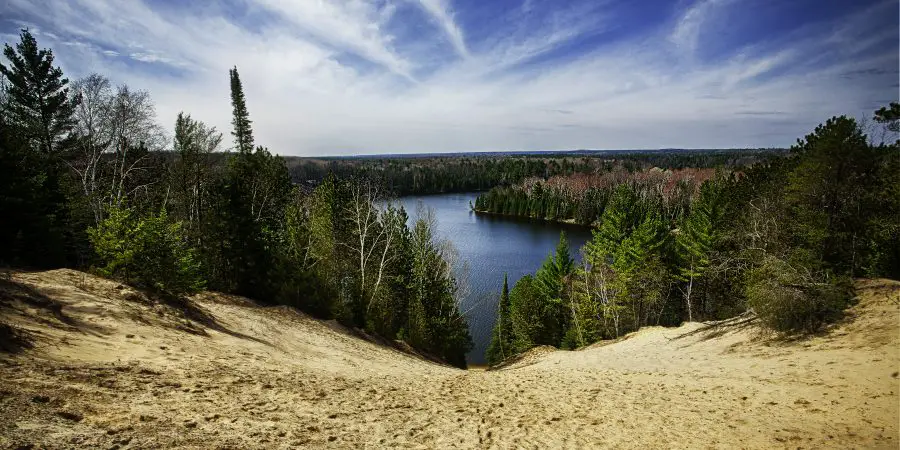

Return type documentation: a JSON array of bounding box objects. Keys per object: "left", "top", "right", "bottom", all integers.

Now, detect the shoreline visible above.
[{"left": 472, "top": 208, "right": 597, "bottom": 229}]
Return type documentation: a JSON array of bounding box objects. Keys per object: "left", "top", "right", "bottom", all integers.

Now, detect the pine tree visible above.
[
  {"left": 0, "top": 28, "right": 75, "bottom": 155},
  {"left": 587, "top": 185, "right": 637, "bottom": 262},
  {"left": 202, "top": 68, "right": 292, "bottom": 300},
  {"left": 533, "top": 231, "right": 575, "bottom": 345},
  {"left": 507, "top": 275, "right": 543, "bottom": 352},
  {"left": 229, "top": 66, "right": 254, "bottom": 154},
  {"left": 486, "top": 274, "right": 513, "bottom": 365},
  {"left": 675, "top": 179, "right": 722, "bottom": 321},
  {"left": 786, "top": 116, "right": 876, "bottom": 275},
  {"left": 536, "top": 232, "right": 574, "bottom": 302},
  {"left": 615, "top": 211, "right": 665, "bottom": 273},
  {"left": 0, "top": 29, "right": 75, "bottom": 267},
  {"left": 406, "top": 209, "right": 473, "bottom": 368}
]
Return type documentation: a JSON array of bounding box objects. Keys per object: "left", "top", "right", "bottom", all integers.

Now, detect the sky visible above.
[{"left": 1, "top": 0, "right": 898, "bottom": 156}]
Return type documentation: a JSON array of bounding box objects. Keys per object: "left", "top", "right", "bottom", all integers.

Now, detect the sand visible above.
[{"left": 0, "top": 269, "right": 897, "bottom": 449}]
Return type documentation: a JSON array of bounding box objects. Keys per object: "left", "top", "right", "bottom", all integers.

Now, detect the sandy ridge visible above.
[{"left": 0, "top": 270, "right": 897, "bottom": 449}]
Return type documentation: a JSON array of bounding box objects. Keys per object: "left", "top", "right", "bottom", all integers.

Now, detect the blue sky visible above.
[{"left": 1, "top": 0, "right": 897, "bottom": 155}]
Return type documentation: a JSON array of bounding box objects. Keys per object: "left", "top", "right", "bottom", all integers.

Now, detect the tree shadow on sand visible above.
[
  {"left": 153, "top": 293, "right": 275, "bottom": 348},
  {"left": 670, "top": 312, "right": 759, "bottom": 343},
  {"left": 0, "top": 276, "right": 273, "bottom": 350},
  {"left": 0, "top": 278, "right": 111, "bottom": 338},
  {"left": 0, "top": 321, "right": 32, "bottom": 353}
]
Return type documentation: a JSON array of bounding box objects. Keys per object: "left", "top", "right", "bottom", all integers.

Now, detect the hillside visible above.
[{"left": 0, "top": 270, "right": 897, "bottom": 449}]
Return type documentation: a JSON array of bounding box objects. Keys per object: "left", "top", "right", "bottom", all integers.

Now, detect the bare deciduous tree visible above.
[
  {"left": 69, "top": 73, "right": 113, "bottom": 223},
  {"left": 68, "top": 76, "right": 166, "bottom": 220},
  {"left": 106, "top": 85, "right": 166, "bottom": 210}
]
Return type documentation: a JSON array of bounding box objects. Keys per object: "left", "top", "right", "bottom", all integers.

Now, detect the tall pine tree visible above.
[
  {"left": 486, "top": 274, "right": 513, "bottom": 365},
  {"left": 0, "top": 28, "right": 75, "bottom": 155},
  {"left": 675, "top": 178, "right": 722, "bottom": 321},
  {"left": 0, "top": 29, "right": 76, "bottom": 267},
  {"left": 229, "top": 66, "right": 254, "bottom": 154},
  {"left": 533, "top": 231, "right": 575, "bottom": 345}
]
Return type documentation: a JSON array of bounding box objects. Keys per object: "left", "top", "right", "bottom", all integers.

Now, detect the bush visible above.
[
  {"left": 746, "top": 255, "right": 852, "bottom": 333},
  {"left": 89, "top": 207, "right": 204, "bottom": 297}
]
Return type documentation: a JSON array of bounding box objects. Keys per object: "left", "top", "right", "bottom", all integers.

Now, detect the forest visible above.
[
  {"left": 285, "top": 148, "right": 782, "bottom": 196},
  {"left": 0, "top": 30, "right": 472, "bottom": 368},
  {"left": 473, "top": 167, "right": 719, "bottom": 226},
  {"left": 486, "top": 106, "right": 900, "bottom": 365},
  {"left": 1, "top": 29, "right": 897, "bottom": 371}
]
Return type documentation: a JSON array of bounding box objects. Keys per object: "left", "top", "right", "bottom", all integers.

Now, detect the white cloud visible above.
[
  {"left": 669, "top": 0, "right": 722, "bottom": 54},
  {"left": 1, "top": 0, "right": 895, "bottom": 155},
  {"left": 415, "top": 0, "right": 468, "bottom": 58}
]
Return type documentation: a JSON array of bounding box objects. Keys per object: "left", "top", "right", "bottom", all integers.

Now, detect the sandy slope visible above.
[{"left": 0, "top": 270, "right": 897, "bottom": 449}]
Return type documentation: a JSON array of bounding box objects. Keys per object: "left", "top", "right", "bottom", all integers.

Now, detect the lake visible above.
[{"left": 394, "top": 193, "right": 593, "bottom": 365}]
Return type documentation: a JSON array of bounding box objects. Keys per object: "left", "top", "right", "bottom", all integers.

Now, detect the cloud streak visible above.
[
  {"left": 416, "top": 0, "right": 468, "bottom": 58},
  {"left": 1, "top": 0, "right": 896, "bottom": 155}
]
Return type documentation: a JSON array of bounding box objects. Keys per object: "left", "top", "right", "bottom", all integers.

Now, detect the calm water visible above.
[{"left": 395, "top": 193, "right": 592, "bottom": 365}]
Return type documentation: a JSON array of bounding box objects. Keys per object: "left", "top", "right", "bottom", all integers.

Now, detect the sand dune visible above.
[{"left": 1, "top": 269, "right": 897, "bottom": 449}]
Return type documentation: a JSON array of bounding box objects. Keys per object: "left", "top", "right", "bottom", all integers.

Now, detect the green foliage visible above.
[
  {"left": 406, "top": 209, "right": 473, "bottom": 368},
  {"left": 531, "top": 232, "right": 575, "bottom": 345},
  {"left": 0, "top": 28, "right": 75, "bottom": 154},
  {"left": 874, "top": 102, "right": 900, "bottom": 134},
  {"left": 535, "top": 232, "right": 575, "bottom": 300},
  {"left": 170, "top": 112, "right": 221, "bottom": 238},
  {"left": 507, "top": 275, "right": 544, "bottom": 352},
  {"left": 486, "top": 274, "right": 513, "bottom": 365},
  {"left": 0, "top": 28, "right": 75, "bottom": 268},
  {"left": 589, "top": 186, "right": 639, "bottom": 260},
  {"left": 89, "top": 207, "right": 204, "bottom": 297},
  {"left": 785, "top": 116, "right": 876, "bottom": 275},
  {"left": 614, "top": 212, "right": 666, "bottom": 274},
  {"left": 5, "top": 29, "right": 898, "bottom": 369},
  {"left": 676, "top": 178, "right": 723, "bottom": 281},
  {"left": 746, "top": 255, "right": 852, "bottom": 333},
  {"left": 200, "top": 73, "right": 293, "bottom": 301},
  {"left": 561, "top": 267, "right": 603, "bottom": 349},
  {"left": 228, "top": 67, "right": 254, "bottom": 154},
  {"left": 203, "top": 146, "right": 293, "bottom": 298}
]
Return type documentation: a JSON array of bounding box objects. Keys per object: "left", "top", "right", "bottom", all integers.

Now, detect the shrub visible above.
[
  {"left": 89, "top": 207, "right": 204, "bottom": 297},
  {"left": 745, "top": 255, "right": 852, "bottom": 333}
]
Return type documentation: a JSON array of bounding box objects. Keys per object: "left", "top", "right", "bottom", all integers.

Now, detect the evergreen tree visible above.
[
  {"left": 89, "top": 206, "right": 204, "bottom": 297},
  {"left": 229, "top": 66, "right": 254, "bottom": 154},
  {"left": 867, "top": 104, "right": 900, "bottom": 278},
  {"left": 202, "top": 68, "right": 292, "bottom": 300},
  {"left": 785, "top": 116, "right": 876, "bottom": 275},
  {"left": 535, "top": 231, "right": 575, "bottom": 300},
  {"left": 874, "top": 102, "right": 900, "bottom": 134},
  {"left": 587, "top": 185, "right": 638, "bottom": 261},
  {"left": 675, "top": 178, "right": 722, "bottom": 320},
  {"left": 486, "top": 274, "right": 513, "bottom": 365},
  {"left": 407, "top": 208, "right": 473, "bottom": 368},
  {"left": 0, "top": 29, "right": 75, "bottom": 155},
  {"left": 0, "top": 29, "right": 76, "bottom": 267},
  {"left": 533, "top": 231, "right": 575, "bottom": 345},
  {"left": 507, "top": 275, "right": 543, "bottom": 352}
]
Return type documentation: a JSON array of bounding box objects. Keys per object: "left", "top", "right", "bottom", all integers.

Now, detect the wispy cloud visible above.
[
  {"left": 1, "top": 0, "right": 896, "bottom": 155},
  {"left": 415, "top": 0, "right": 468, "bottom": 58}
]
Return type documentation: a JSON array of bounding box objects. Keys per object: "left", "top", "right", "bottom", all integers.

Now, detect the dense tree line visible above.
[
  {"left": 473, "top": 167, "right": 717, "bottom": 225},
  {"left": 0, "top": 30, "right": 472, "bottom": 367},
  {"left": 487, "top": 106, "right": 900, "bottom": 365},
  {"left": 286, "top": 149, "right": 782, "bottom": 197}
]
